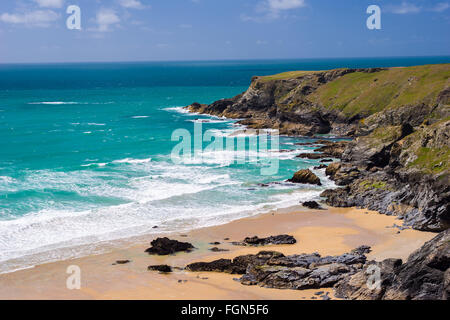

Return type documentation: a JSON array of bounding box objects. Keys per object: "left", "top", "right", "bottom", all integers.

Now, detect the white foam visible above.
[
  {"left": 29, "top": 102, "right": 78, "bottom": 105},
  {"left": 131, "top": 116, "right": 150, "bottom": 119},
  {"left": 163, "top": 106, "right": 191, "bottom": 114},
  {"left": 112, "top": 158, "right": 152, "bottom": 164},
  {"left": 0, "top": 176, "right": 14, "bottom": 184},
  {"left": 187, "top": 118, "right": 232, "bottom": 124}
]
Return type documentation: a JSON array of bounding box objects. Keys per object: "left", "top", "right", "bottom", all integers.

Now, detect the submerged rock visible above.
[
  {"left": 209, "top": 247, "right": 229, "bottom": 252},
  {"left": 288, "top": 169, "right": 321, "bottom": 186},
  {"left": 145, "top": 237, "right": 195, "bottom": 255}
]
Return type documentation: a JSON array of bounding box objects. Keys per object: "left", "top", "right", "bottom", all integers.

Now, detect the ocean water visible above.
[{"left": 0, "top": 57, "right": 449, "bottom": 273}]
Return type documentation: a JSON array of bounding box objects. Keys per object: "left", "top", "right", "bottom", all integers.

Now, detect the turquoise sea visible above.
[{"left": 1, "top": 56, "right": 449, "bottom": 273}]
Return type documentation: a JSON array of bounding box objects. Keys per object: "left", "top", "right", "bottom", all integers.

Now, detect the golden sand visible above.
[{"left": 0, "top": 206, "right": 435, "bottom": 300}]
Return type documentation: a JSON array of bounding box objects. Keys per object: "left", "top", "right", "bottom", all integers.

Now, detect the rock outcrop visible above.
[
  {"left": 148, "top": 265, "right": 173, "bottom": 273},
  {"left": 322, "top": 119, "right": 449, "bottom": 232},
  {"left": 233, "top": 235, "right": 297, "bottom": 246},
  {"left": 288, "top": 169, "right": 322, "bottom": 186},
  {"left": 335, "top": 229, "right": 450, "bottom": 300},
  {"left": 145, "top": 238, "right": 195, "bottom": 255},
  {"left": 186, "top": 248, "right": 369, "bottom": 291}
]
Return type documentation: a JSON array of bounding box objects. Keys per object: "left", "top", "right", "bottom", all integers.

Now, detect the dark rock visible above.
[
  {"left": 321, "top": 293, "right": 331, "bottom": 300},
  {"left": 288, "top": 169, "right": 321, "bottom": 186},
  {"left": 145, "top": 237, "right": 194, "bottom": 255},
  {"left": 113, "top": 260, "right": 131, "bottom": 265},
  {"left": 209, "top": 242, "right": 221, "bottom": 245},
  {"left": 237, "top": 235, "right": 297, "bottom": 246},
  {"left": 302, "top": 201, "right": 323, "bottom": 210},
  {"left": 187, "top": 251, "right": 283, "bottom": 275},
  {"left": 186, "top": 246, "right": 371, "bottom": 292},
  {"left": 209, "top": 247, "right": 229, "bottom": 252},
  {"left": 320, "top": 159, "right": 333, "bottom": 163},
  {"left": 325, "top": 162, "right": 341, "bottom": 177},
  {"left": 314, "top": 141, "right": 349, "bottom": 159},
  {"left": 186, "top": 259, "right": 235, "bottom": 273},
  {"left": 296, "top": 153, "right": 327, "bottom": 160},
  {"left": 351, "top": 246, "right": 372, "bottom": 255},
  {"left": 335, "top": 230, "right": 450, "bottom": 300},
  {"left": 314, "top": 164, "right": 328, "bottom": 170},
  {"left": 148, "top": 265, "right": 172, "bottom": 273}
]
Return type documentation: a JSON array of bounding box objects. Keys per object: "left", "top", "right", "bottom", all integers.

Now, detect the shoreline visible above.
[{"left": 0, "top": 205, "right": 435, "bottom": 300}]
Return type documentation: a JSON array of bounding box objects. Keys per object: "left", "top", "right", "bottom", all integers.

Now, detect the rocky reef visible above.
[
  {"left": 185, "top": 231, "right": 448, "bottom": 300},
  {"left": 186, "top": 248, "right": 369, "bottom": 290}
]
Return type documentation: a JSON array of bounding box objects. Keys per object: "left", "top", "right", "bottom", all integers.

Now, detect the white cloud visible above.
[
  {"left": 430, "top": 2, "right": 450, "bottom": 12},
  {"left": 242, "top": 0, "right": 306, "bottom": 22},
  {"left": 33, "top": 0, "right": 64, "bottom": 8},
  {"left": 118, "top": 0, "right": 147, "bottom": 10},
  {"left": 0, "top": 10, "right": 59, "bottom": 27},
  {"left": 387, "top": 1, "right": 450, "bottom": 14},
  {"left": 95, "top": 9, "right": 120, "bottom": 32},
  {"left": 267, "top": 0, "right": 305, "bottom": 11},
  {"left": 387, "top": 2, "right": 421, "bottom": 14}
]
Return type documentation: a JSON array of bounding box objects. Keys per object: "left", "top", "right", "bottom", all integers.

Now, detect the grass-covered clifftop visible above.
[
  {"left": 189, "top": 64, "right": 449, "bottom": 137},
  {"left": 301, "top": 64, "right": 449, "bottom": 117}
]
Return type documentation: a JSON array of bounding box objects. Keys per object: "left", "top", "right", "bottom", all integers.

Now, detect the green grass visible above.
[
  {"left": 305, "top": 64, "right": 450, "bottom": 117},
  {"left": 365, "top": 125, "right": 403, "bottom": 147},
  {"left": 258, "top": 70, "right": 324, "bottom": 82},
  {"left": 409, "top": 147, "right": 449, "bottom": 174},
  {"left": 359, "top": 180, "right": 389, "bottom": 190}
]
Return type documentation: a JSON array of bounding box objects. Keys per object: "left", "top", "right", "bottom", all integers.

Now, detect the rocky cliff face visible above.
[
  {"left": 323, "top": 119, "right": 449, "bottom": 232},
  {"left": 335, "top": 229, "right": 449, "bottom": 300},
  {"left": 187, "top": 64, "right": 450, "bottom": 232}
]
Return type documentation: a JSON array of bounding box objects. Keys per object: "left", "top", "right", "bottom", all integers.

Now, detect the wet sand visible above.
[{"left": 0, "top": 206, "right": 435, "bottom": 300}]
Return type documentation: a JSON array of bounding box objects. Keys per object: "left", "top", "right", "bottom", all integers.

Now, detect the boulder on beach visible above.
[
  {"left": 302, "top": 201, "right": 323, "bottom": 210},
  {"left": 145, "top": 237, "right": 195, "bottom": 255},
  {"left": 148, "top": 265, "right": 173, "bottom": 273},
  {"left": 288, "top": 169, "right": 322, "bottom": 185},
  {"left": 233, "top": 235, "right": 297, "bottom": 246}
]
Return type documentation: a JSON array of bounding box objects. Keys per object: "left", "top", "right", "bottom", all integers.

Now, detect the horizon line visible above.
[{"left": 1, "top": 54, "right": 450, "bottom": 66}]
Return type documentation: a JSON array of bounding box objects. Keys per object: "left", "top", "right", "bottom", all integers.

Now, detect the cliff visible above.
[
  {"left": 186, "top": 64, "right": 450, "bottom": 232},
  {"left": 188, "top": 64, "right": 449, "bottom": 136}
]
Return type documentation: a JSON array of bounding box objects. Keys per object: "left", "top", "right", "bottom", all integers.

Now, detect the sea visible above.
[{"left": 0, "top": 56, "right": 449, "bottom": 273}]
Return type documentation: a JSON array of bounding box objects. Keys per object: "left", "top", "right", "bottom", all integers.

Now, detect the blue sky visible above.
[{"left": 0, "top": 0, "right": 449, "bottom": 63}]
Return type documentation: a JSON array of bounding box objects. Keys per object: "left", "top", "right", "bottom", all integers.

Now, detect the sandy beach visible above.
[{"left": 0, "top": 205, "right": 435, "bottom": 300}]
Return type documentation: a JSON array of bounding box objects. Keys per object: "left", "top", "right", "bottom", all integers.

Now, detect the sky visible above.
[{"left": 0, "top": 0, "right": 449, "bottom": 63}]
